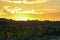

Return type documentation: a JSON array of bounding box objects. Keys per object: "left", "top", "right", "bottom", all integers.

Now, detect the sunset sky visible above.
[{"left": 0, "top": 0, "right": 60, "bottom": 21}]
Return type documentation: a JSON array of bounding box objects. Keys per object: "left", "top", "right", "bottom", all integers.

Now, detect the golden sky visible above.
[{"left": 0, "top": 0, "right": 60, "bottom": 21}]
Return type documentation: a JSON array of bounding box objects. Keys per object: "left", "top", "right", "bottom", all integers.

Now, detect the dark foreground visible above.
[{"left": 0, "top": 18, "right": 60, "bottom": 40}]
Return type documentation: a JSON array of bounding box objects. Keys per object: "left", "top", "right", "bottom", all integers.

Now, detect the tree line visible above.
[{"left": 0, "top": 18, "right": 60, "bottom": 40}]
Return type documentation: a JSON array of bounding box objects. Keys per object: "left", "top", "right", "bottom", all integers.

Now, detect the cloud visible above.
[
  {"left": 4, "top": 6, "right": 56, "bottom": 14},
  {"left": 1, "top": 0, "right": 49, "bottom": 4},
  {"left": 4, "top": 6, "right": 38, "bottom": 14}
]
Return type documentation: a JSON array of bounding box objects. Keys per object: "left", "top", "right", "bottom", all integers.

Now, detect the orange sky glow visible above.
[{"left": 0, "top": 0, "right": 60, "bottom": 21}]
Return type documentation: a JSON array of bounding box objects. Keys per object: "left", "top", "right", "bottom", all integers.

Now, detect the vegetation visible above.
[{"left": 0, "top": 18, "right": 60, "bottom": 40}]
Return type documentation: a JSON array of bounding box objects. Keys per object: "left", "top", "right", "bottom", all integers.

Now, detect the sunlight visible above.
[
  {"left": 15, "top": 17, "right": 28, "bottom": 21},
  {"left": 10, "top": 14, "right": 35, "bottom": 21},
  {"left": 12, "top": 16, "right": 35, "bottom": 21}
]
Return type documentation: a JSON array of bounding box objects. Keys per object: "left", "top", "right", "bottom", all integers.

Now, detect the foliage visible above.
[{"left": 0, "top": 18, "right": 60, "bottom": 40}]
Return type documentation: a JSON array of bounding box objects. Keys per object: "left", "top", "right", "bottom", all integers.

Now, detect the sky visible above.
[{"left": 0, "top": 0, "right": 60, "bottom": 21}]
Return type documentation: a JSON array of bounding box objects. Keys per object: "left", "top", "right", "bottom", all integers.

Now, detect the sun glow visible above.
[
  {"left": 12, "top": 16, "right": 35, "bottom": 21},
  {"left": 9, "top": 14, "right": 35, "bottom": 21},
  {"left": 14, "top": 17, "right": 28, "bottom": 21}
]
